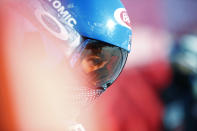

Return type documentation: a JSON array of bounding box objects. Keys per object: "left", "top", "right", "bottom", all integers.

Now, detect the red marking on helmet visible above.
[{"left": 120, "top": 11, "right": 131, "bottom": 29}]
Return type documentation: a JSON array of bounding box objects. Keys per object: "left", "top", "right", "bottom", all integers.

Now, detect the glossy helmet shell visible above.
[{"left": 46, "top": 0, "right": 132, "bottom": 52}]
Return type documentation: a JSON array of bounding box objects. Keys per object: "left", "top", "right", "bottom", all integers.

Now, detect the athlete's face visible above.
[{"left": 80, "top": 46, "right": 111, "bottom": 74}]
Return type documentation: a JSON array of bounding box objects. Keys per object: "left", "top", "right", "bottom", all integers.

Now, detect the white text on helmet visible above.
[{"left": 47, "top": 0, "right": 77, "bottom": 27}]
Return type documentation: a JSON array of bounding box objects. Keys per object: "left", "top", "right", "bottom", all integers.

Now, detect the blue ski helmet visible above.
[{"left": 31, "top": 0, "right": 132, "bottom": 90}]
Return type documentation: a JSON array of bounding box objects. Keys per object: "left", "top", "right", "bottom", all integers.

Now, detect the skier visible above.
[
  {"left": 12, "top": 0, "right": 132, "bottom": 102},
  {"left": 2, "top": 0, "right": 132, "bottom": 130}
]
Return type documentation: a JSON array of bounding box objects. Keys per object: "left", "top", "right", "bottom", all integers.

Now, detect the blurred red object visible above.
[
  {"left": 79, "top": 60, "right": 172, "bottom": 131},
  {"left": 0, "top": 3, "right": 18, "bottom": 130},
  {"left": 0, "top": 2, "right": 84, "bottom": 130}
]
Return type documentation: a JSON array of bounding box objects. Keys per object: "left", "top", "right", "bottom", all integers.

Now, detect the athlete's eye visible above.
[
  {"left": 87, "top": 56, "right": 103, "bottom": 66},
  {"left": 81, "top": 56, "right": 107, "bottom": 73}
]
